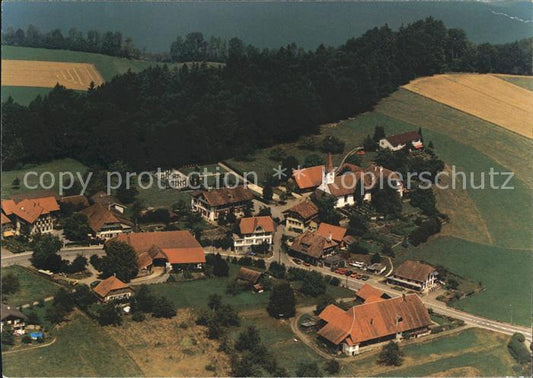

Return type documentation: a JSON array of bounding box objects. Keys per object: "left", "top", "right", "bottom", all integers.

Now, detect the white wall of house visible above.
[
  {"left": 342, "top": 342, "right": 360, "bottom": 355},
  {"left": 234, "top": 231, "right": 273, "bottom": 253},
  {"left": 334, "top": 194, "right": 355, "bottom": 208}
]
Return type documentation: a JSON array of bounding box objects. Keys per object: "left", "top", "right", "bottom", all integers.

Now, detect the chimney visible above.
[
  {"left": 402, "top": 293, "right": 406, "bottom": 301},
  {"left": 326, "top": 152, "right": 334, "bottom": 173},
  {"left": 370, "top": 318, "right": 374, "bottom": 325},
  {"left": 328, "top": 231, "right": 332, "bottom": 242}
]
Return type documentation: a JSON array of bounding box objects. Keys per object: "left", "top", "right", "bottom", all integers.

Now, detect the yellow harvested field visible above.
[
  {"left": 403, "top": 74, "right": 533, "bottom": 139},
  {"left": 1, "top": 59, "right": 104, "bottom": 90}
]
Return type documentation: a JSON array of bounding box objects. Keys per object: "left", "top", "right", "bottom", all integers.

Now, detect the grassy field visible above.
[
  {"left": 150, "top": 263, "right": 353, "bottom": 312},
  {"left": 1, "top": 266, "right": 63, "bottom": 307},
  {"left": 396, "top": 237, "right": 530, "bottom": 326},
  {"left": 1, "top": 158, "right": 88, "bottom": 199},
  {"left": 2, "top": 312, "right": 143, "bottom": 377},
  {"left": 2, "top": 85, "right": 73, "bottom": 105},
  {"left": 403, "top": 74, "right": 533, "bottom": 138},
  {"left": 496, "top": 74, "right": 533, "bottom": 92},
  {"left": 339, "top": 328, "right": 514, "bottom": 377}
]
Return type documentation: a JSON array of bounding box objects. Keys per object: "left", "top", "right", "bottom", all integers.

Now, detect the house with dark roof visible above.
[
  {"left": 236, "top": 267, "right": 263, "bottom": 285},
  {"left": 60, "top": 195, "right": 90, "bottom": 211},
  {"left": 110, "top": 230, "right": 206, "bottom": 275},
  {"left": 233, "top": 216, "right": 275, "bottom": 253},
  {"left": 93, "top": 275, "right": 134, "bottom": 302},
  {"left": 1, "top": 304, "right": 28, "bottom": 335},
  {"left": 379, "top": 131, "right": 423, "bottom": 151},
  {"left": 289, "top": 230, "right": 338, "bottom": 265},
  {"left": 283, "top": 200, "right": 319, "bottom": 233},
  {"left": 90, "top": 191, "right": 127, "bottom": 214},
  {"left": 387, "top": 260, "right": 438, "bottom": 292},
  {"left": 190, "top": 186, "right": 254, "bottom": 222},
  {"left": 317, "top": 293, "right": 431, "bottom": 355},
  {"left": 1, "top": 195, "right": 60, "bottom": 236},
  {"left": 80, "top": 203, "right": 132, "bottom": 240}
]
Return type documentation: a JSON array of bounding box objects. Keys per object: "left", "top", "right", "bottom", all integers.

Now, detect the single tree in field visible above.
[
  {"left": 152, "top": 296, "right": 176, "bottom": 318},
  {"left": 2, "top": 273, "right": 20, "bottom": 295},
  {"left": 267, "top": 281, "right": 296, "bottom": 318},
  {"left": 378, "top": 341, "right": 403, "bottom": 366},
  {"left": 97, "top": 302, "right": 123, "bottom": 326},
  {"left": 296, "top": 362, "right": 323, "bottom": 377},
  {"left": 212, "top": 253, "right": 229, "bottom": 277},
  {"left": 373, "top": 125, "right": 386, "bottom": 142}
]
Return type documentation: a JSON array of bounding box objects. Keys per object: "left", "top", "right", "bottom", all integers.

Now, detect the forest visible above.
[{"left": 2, "top": 18, "right": 532, "bottom": 171}]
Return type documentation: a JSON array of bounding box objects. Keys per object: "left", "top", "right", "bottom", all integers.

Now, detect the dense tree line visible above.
[
  {"left": 2, "top": 25, "right": 140, "bottom": 58},
  {"left": 3, "top": 18, "right": 531, "bottom": 171}
]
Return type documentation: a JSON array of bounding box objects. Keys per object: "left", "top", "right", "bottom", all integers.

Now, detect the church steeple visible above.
[{"left": 326, "top": 152, "right": 334, "bottom": 173}]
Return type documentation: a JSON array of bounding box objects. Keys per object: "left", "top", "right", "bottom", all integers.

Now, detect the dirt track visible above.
[{"left": 2, "top": 59, "right": 104, "bottom": 90}]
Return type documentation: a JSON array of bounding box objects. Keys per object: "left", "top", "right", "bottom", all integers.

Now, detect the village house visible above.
[
  {"left": 80, "top": 203, "right": 133, "bottom": 240},
  {"left": 318, "top": 292, "right": 431, "bottom": 355},
  {"left": 292, "top": 165, "right": 324, "bottom": 191},
  {"left": 233, "top": 216, "right": 275, "bottom": 254},
  {"left": 317, "top": 222, "right": 347, "bottom": 245},
  {"left": 1, "top": 195, "right": 60, "bottom": 236},
  {"left": 93, "top": 275, "right": 134, "bottom": 302},
  {"left": 236, "top": 267, "right": 263, "bottom": 286},
  {"left": 289, "top": 230, "right": 338, "bottom": 265},
  {"left": 283, "top": 200, "right": 319, "bottom": 233},
  {"left": 111, "top": 230, "right": 206, "bottom": 276},
  {"left": 90, "top": 191, "right": 127, "bottom": 214},
  {"left": 379, "top": 130, "right": 423, "bottom": 151},
  {"left": 355, "top": 284, "right": 391, "bottom": 304},
  {"left": 1, "top": 213, "right": 14, "bottom": 239},
  {"left": 60, "top": 194, "right": 90, "bottom": 212},
  {"left": 387, "top": 260, "right": 438, "bottom": 292},
  {"left": 190, "top": 186, "right": 254, "bottom": 222},
  {"left": 1, "top": 304, "right": 28, "bottom": 335}
]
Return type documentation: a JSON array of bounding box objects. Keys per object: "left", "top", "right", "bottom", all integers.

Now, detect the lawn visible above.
[
  {"left": 135, "top": 185, "right": 191, "bottom": 209},
  {"left": 1, "top": 158, "right": 88, "bottom": 199},
  {"left": 2, "top": 312, "right": 143, "bottom": 377},
  {"left": 341, "top": 328, "right": 515, "bottom": 377},
  {"left": 396, "top": 236, "right": 531, "bottom": 326},
  {"left": 1, "top": 85, "right": 77, "bottom": 105},
  {"left": 1, "top": 266, "right": 63, "bottom": 307},
  {"left": 149, "top": 263, "right": 354, "bottom": 312}
]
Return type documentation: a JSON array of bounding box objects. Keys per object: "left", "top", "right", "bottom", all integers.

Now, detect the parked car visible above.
[
  {"left": 293, "top": 258, "right": 302, "bottom": 265},
  {"left": 361, "top": 275, "right": 369, "bottom": 281}
]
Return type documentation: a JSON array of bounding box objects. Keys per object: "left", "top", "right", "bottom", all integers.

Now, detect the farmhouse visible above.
[
  {"left": 1, "top": 304, "right": 28, "bottom": 335},
  {"left": 191, "top": 186, "right": 254, "bottom": 222},
  {"left": 387, "top": 260, "right": 438, "bottom": 292},
  {"left": 318, "top": 293, "right": 431, "bottom": 355},
  {"left": 379, "top": 131, "right": 423, "bottom": 151},
  {"left": 233, "top": 216, "right": 275, "bottom": 253},
  {"left": 80, "top": 203, "right": 132, "bottom": 240},
  {"left": 60, "top": 195, "right": 89, "bottom": 211},
  {"left": 356, "top": 284, "right": 391, "bottom": 303},
  {"left": 1, "top": 195, "right": 60, "bottom": 235},
  {"left": 93, "top": 275, "right": 134, "bottom": 302},
  {"left": 283, "top": 200, "right": 319, "bottom": 233},
  {"left": 111, "top": 230, "right": 206, "bottom": 275},
  {"left": 289, "top": 230, "right": 338, "bottom": 265},
  {"left": 91, "top": 191, "right": 127, "bottom": 214},
  {"left": 1, "top": 213, "right": 14, "bottom": 239}
]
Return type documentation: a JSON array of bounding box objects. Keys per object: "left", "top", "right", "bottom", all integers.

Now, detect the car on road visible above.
[
  {"left": 361, "top": 275, "right": 369, "bottom": 281},
  {"left": 303, "top": 262, "right": 311, "bottom": 267},
  {"left": 293, "top": 258, "right": 302, "bottom": 265}
]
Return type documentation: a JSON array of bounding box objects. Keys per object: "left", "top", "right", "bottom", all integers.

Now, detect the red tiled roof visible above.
[
  {"left": 111, "top": 230, "right": 205, "bottom": 269},
  {"left": 293, "top": 165, "right": 324, "bottom": 190},
  {"left": 290, "top": 230, "right": 338, "bottom": 259},
  {"left": 327, "top": 173, "right": 359, "bottom": 197},
  {"left": 239, "top": 216, "right": 275, "bottom": 235},
  {"left": 318, "top": 294, "right": 431, "bottom": 345},
  {"left": 1, "top": 196, "right": 59, "bottom": 224},
  {"left": 284, "top": 200, "right": 319, "bottom": 221},
  {"left": 384, "top": 131, "right": 421, "bottom": 147},
  {"left": 356, "top": 284, "right": 387, "bottom": 302},
  {"left": 317, "top": 223, "right": 347, "bottom": 243},
  {"left": 191, "top": 186, "right": 254, "bottom": 207},
  {"left": 80, "top": 203, "right": 121, "bottom": 233},
  {"left": 93, "top": 276, "right": 131, "bottom": 298},
  {"left": 10, "top": 190, "right": 59, "bottom": 202},
  {"left": 161, "top": 247, "right": 206, "bottom": 265},
  {"left": 1, "top": 213, "right": 12, "bottom": 225},
  {"left": 393, "top": 260, "right": 436, "bottom": 283}
]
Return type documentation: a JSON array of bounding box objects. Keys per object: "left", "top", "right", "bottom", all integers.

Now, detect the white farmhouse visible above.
[{"left": 234, "top": 216, "right": 275, "bottom": 253}]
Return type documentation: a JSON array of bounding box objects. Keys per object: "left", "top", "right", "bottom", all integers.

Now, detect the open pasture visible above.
[
  {"left": 2, "top": 59, "right": 104, "bottom": 90},
  {"left": 403, "top": 74, "right": 533, "bottom": 139}
]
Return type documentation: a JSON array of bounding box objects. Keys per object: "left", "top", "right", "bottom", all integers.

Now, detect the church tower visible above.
[{"left": 319, "top": 153, "right": 336, "bottom": 192}]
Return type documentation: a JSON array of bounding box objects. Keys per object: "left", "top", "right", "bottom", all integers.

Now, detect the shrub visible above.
[
  {"left": 508, "top": 333, "right": 531, "bottom": 364},
  {"left": 22, "top": 335, "right": 32, "bottom": 344},
  {"left": 132, "top": 312, "right": 146, "bottom": 322}
]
